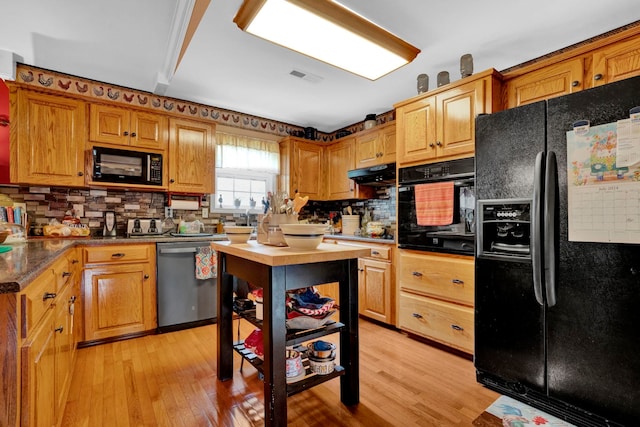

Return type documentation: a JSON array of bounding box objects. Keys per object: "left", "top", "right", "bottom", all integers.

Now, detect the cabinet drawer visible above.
[
  {"left": 399, "top": 251, "right": 473, "bottom": 305},
  {"left": 51, "top": 255, "right": 72, "bottom": 293},
  {"left": 366, "top": 245, "right": 391, "bottom": 261},
  {"left": 399, "top": 292, "right": 474, "bottom": 353},
  {"left": 21, "top": 270, "right": 56, "bottom": 339},
  {"left": 83, "top": 244, "right": 151, "bottom": 265}
]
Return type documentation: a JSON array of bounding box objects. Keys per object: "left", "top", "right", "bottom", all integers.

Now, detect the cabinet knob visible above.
[
  {"left": 429, "top": 143, "right": 435, "bottom": 148},
  {"left": 70, "top": 295, "right": 77, "bottom": 303},
  {"left": 55, "top": 326, "right": 64, "bottom": 333},
  {"left": 123, "top": 131, "right": 129, "bottom": 136},
  {"left": 358, "top": 268, "right": 364, "bottom": 272},
  {"left": 594, "top": 73, "right": 603, "bottom": 81},
  {"left": 144, "top": 274, "right": 150, "bottom": 279},
  {"left": 451, "top": 279, "right": 464, "bottom": 285},
  {"left": 71, "top": 259, "right": 79, "bottom": 264},
  {"left": 42, "top": 292, "right": 57, "bottom": 301},
  {"left": 77, "top": 171, "right": 84, "bottom": 177},
  {"left": 412, "top": 312, "right": 423, "bottom": 319},
  {"left": 111, "top": 253, "right": 125, "bottom": 258},
  {"left": 412, "top": 271, "right": 423, "bottom": 277},
  {"left": 451, "top": 324, "right": 464, "bottom": 331},
  {"left": 131, "top": 132, "right": 137, "bottom": 137},
  {"left": 62, "top": 271, "right": 71, "bottom": 277},
  {"left": 169, "top": 178, "right": 175, "bottom": 183},
  {"left": 436, "top": 141, "right": 442, "bottom": 146},
  {"left": 571, "top": 80, "right": 580, "bottom": 87}
]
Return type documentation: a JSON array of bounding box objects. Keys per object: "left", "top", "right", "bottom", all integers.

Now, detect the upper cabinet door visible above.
[
  {"left": 505, "top": 58, "right": 584, "bottom": 108},
  {"left": 168, "top": 118, "right": 215, "bottom": 194},
  {"left": 11, "top": 89, "right": 86, "bottom": 186},
  {"left": 89, "top": 104, "right": 168, "bottom": 151},
  {"left": 436, "top": 78, "right": 485, "bottom": 159},
  {"left": 326, "top": 137, "right": 356, "bottom": 200},
  {"left": 293, "top": 140, "right": 324, "bottom": 200},
  {"left": 591, "top": 36, "right": 640, "bottom": 87},
  {"left": 396, "top": 95, "right": 437, "bottom": 164}
]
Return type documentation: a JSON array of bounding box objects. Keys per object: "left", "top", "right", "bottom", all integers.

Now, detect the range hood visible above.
[{"left": 347, "top": 163, "right": 396, "bottom": 186}]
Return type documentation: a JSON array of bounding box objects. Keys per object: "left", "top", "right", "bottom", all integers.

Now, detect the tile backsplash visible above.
[{"left": 0, "top": 185, "right": 396, "bottom": 237}]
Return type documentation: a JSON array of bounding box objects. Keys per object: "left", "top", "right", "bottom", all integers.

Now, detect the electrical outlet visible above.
[
  {"left": 202, "top": 207, "right": 209, "bottom": 218},
  {"left": 164, "top": 207, "right": 173, "bottom": 218}
]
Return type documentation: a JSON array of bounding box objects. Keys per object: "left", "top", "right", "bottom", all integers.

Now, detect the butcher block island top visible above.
[
  {"left": 212, "top": 239, "right": 369, "bottom": 426},
  {"left": 210, "top": 240, "right": 370, "bottom": 266}
]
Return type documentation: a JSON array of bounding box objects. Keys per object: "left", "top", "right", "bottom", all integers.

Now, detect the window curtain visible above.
[{"left": 216, "top": 132, "right": 279, "bottom": 173}]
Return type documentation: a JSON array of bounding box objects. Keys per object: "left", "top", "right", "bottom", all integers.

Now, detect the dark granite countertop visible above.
[{"left": 0, "top": 234, "right": 230, "bottom": 294}]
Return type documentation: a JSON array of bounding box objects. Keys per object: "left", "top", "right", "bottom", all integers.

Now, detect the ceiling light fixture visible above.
[{"left": 233, "top": 0, "right": 420, "bottom": 80}]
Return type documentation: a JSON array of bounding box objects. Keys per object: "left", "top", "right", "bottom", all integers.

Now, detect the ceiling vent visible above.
[{"left": 289, "top": 69, "right": 323, "bottom": 83}]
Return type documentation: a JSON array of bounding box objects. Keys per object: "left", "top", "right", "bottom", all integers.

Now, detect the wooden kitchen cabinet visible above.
[
  {"left": 89, "top": 103, "right": 168, "bottom": 151},
  {"left": 82, "top": 244, "right": 157, "bottom": 342},
  {"left": 354, "top": 122, "right": 396, "bottom": 168},
  {"left": 20, "top": 249, "right": 78, "bottom": 427},
  {"left": 326, "top": 137, "right": 356, "bottom": 200},
  {"left": 168, "top": 117, "right": 216, "bottom": 194},
  {"left": 397, "top": 250, "right": 474, "bottom": 353},
  {"left": 505, "top": 58, "right": 584, "bottom": 108},
  {"left": 395, "top": 69, "right": 502, "bottom": 165},
  {"left": 9, "top": 87, "right": 87, "bottom": 187},
  {"left": 503, "top": 28, "right": 640, "bottom": 108},
  {"left": 279, "top": 136, "right": 324, "bottom": 200},
  {"left": 324, "top": 238, "right": 395, "bottom": 325}
]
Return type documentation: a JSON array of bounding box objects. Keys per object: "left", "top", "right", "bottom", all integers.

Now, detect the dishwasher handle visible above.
[{"left": 158, "top": 247, "right": 199, "bottom": 254}]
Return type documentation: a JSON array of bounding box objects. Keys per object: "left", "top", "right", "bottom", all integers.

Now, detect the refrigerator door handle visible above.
[
  {"left": 544, "top": 151, "right": 558, "bottom": 307},
  {"left": 531, "top": 151, "right": 544, "bottom": 306}
]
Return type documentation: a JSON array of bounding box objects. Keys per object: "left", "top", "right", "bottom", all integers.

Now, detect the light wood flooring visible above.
[{"left": 61, "top": 319, "right": 499, "bottom": 426}]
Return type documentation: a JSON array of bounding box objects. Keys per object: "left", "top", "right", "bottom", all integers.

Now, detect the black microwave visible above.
[{"left": 92, "top": 146, "right": 163, "bottom": 186}]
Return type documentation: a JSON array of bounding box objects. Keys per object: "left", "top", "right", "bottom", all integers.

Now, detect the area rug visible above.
[{"left": 473, "top": 395, "right": 577, "bottom": 427}]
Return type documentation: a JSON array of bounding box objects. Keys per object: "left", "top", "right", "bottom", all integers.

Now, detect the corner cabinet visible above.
[
  {"left": 168, "top": 117, "right": 216, "bottom": 194},
  {"left": 10, "top": 87, "right": 87, "bottom": 186},
  {"left": 395, "top": 69, "right": 502, "bottom": 165},
  {"left": 279, "top": 137, "right": 324, "bottom": 200},
  {"left": 397, "top": 250, "right": 474, "bottom": 353},
  {"left": 89, "top": 103, "right": 168, "bottom": 151},
  {"left": 82, "top": 243, "right": 157, "bottom": 342}
]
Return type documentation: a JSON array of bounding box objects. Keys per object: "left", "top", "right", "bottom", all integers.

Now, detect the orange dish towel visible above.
[
  {"left": 195, "top": 246, "right": 217, "bottom": 280},
  {"left": 415, "top": 182, "right": 455, "bottom": 226}
]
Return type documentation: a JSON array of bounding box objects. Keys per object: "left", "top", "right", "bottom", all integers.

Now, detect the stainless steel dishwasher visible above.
[{"left": 156, "top": 241, "right": 217, "bottom": 332}]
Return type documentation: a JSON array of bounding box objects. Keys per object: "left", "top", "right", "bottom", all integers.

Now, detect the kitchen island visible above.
[{"left": 212, "top": 240, "right": 370, "bottom": 426}]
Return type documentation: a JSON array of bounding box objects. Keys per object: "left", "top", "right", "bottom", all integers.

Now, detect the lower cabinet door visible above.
[
  {"left": 399, "top": 291, "right": 474, "bottom": 353},
  {"left": 83, "top": 263, "right": 157, "bottom": 341},
  {"left": 22, "top": 313, "right": 56, "bottom": 427}
]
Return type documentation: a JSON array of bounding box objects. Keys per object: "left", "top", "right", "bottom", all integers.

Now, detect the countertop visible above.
[{"left": 0, "top": 233, "right": 395, "bottom": 294}]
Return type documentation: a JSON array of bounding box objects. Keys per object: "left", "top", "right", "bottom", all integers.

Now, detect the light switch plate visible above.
[{"left": 164, "top": 207, "right": 173, "bottom": 218}]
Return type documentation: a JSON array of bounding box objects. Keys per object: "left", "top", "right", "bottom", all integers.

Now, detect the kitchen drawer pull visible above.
[
  {"left": 571, "top": 80, "right": 580, "bottom": 87},
  {"left": 451, "top": 279, "right": 464, "bottom": 285},
  {"left": 371, "top": 250, "right": 380, "bottom": 255},
  {"left": 594, "top": 73, "right": 603, "bottom": 81},
  {"left": 111, "top": 253, "right": 126, "bottom": 258},
  {"left": 62, "top": 271, "right": 71, "bottom": 277},
  {"left": 158, "top": 247, "right": 197, "bottom": 254},
  {"left": 412, "top": 312, "right": 423, "bottom": 319},
  {"left": 55, "top": 326, "right": 64, "bottom": 333},
  {"left": 412, "top": 271, "right": 423, "bottom": 277},
  {"left": 71, "top": 259, "right": 79, "bottom": 264},
  {"left": 42, "top": 292, "right": 57, "bottom": 301},
  {"left": 451, "top": 324, "right": 464, "bottom": 331}
]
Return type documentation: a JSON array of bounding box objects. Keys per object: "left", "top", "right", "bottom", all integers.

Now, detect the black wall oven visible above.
[{"left": 397, "top": 157, "right": 475, "bottom": 255}]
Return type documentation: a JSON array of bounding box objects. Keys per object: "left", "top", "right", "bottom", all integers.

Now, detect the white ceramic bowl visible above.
[
  {"left": 224, "top": 225, "right": 253, "bottom": 244},
  {"left": 281, "top": 234, "right": 323, "bottom": 250},
  {"left": 278, "top": 223, "right": 328, "bottom": 236}
]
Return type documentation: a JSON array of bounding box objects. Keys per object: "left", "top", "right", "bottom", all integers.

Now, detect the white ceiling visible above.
[{"left": 2, "top": 1, "right": 639, "bottom": 133}]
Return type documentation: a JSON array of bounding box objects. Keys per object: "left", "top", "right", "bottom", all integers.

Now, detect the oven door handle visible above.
[{"left": 158, "top": 247, "right": 198, "bottom": 254}]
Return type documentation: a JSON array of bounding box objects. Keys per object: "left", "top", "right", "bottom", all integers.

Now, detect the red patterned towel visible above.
[
  {"left": 415, "top": 182, "right": 454, "bottom": 226},
  {"left": 195, "top": 246, "right": 217, "bottom": 279}
]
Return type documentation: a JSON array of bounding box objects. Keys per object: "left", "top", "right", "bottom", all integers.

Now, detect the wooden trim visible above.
[{"left": 176, "top": 0, "right": 211, "bottom": 72}]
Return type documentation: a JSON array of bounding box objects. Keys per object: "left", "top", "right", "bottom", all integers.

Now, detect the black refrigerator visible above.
[{"left": 474, "top": 76, "right": 640, "bottom": 427}]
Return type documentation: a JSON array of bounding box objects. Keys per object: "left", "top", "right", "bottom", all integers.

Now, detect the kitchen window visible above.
[{"left": 212, "top": 128, "right": 279, "bottom": 211}]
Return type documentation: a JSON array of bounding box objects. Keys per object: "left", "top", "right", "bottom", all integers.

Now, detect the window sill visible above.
[{"left": 210, "top": 207, "right": 264, "bottom": 215}]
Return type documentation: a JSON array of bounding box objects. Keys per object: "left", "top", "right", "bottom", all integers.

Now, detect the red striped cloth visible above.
[{"left": 415, "top": 182, "right": 454, "bottom": 226}]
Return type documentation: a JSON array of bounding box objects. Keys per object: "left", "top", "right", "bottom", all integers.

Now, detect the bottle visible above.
[{"left": 216, "top": 218, "right": 224, "bottom": 234}]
